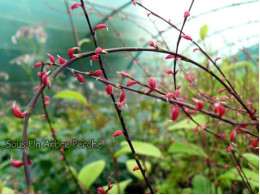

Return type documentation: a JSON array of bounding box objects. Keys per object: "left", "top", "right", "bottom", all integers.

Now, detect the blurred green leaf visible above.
[
  {"left": 104, "top": 179, "right": 132, "bottom": 194},
  {"left": 78, "top": 38, "right": 91, "bottom": 48},
  {"left": 78, "top": 160, "right": 105, "bottom": 190},
  {"left": 200, "top": 24, "right": 208, "bottom": 40},
  {"left": 115, "top": 141, "right": 162, "bottom": 158},
  {"left": 54, "top": 90, "right": 87, "bottom": 105},
  {"left": 166, "top": 114, "right": 207, "bottom": 131},
  {"left": 67, "top": 166, "right": 77, "bottom": 178},
  {"left": 218, "top": 168, "right": 259, "bottom": 188},
  {"left": 1, "top": 187, "right": 14, "bottom": 194},
  {"left": 192, "top": 174, "right": 211, "bottom": 194},
  {"left": 169, "top": 141, "right": 207, "bottom": 157},
  {"left": 243, "top": 153, "right": 259, "bottom": 169},
  {"left": 222, "top": 61, "right": 253, "bottom": 73},
  {"left": 126, "top": 159, "right": 151, "bottom": 180}
]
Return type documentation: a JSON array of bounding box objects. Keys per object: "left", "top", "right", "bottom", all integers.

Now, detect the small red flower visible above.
[
  {"left": 227, "top": 145, "right": 233, "bottom": 152},
  {"left": 11, "top": 160, "right": 23, "bottom": 168},
  {"left": 59, "top": 156, "right": 64, "bottom": 162},
  {"left": 94, "top": 24, "right": 108, "bottom": 33},
  {"left": 126, "top": 80, "right": 138, "bottom": 87},
  {"left": 193, "top": 48, "right": 199, "bottom": 52},
  {"left": 113, "top": 130, "right": 124, "bottom": 138},
  {"left": 194, "top": 126, "right": 199, "bottom": 133},
  {"left": 184, "top": 10, "right": 190, "bottom": 18},
  {"left": 44, "top": 101, "right": 50, "bottom": 106},
  {"left": 12, "top": 102, "right": 24, "bottom": 119},
  {"left": 214, "top": 102, "right": 225, "bottom": 117},
  {"left": 34, "top": 85, "right": 40, "bottom": 91},
  {"left": 117, "top": 71, "right": 132, "bottom": 78},
  {"left": 165, "top": 93, "right": 175, "bottom": 99},
  {"left": 43, "top": 95, "right": 50, "bottom": 100},
  {"left": 132, "top": 0, "right": 136, "bottom": 6},
  {"left": 230, "top": 130, "right": 237, "bottom": 142},
  {"left": 120, "top": 89, "right": 126, "bottom": 102},
  {"left": 193, "top": 99, "right": 203, "bottom": 111},
  {"left": 95, "top": 47, "right": 105, "bottom": 55},
  {"left": 165, "top": 69, "right": 173, "bottom": 74},
  {"left": 58, "top": 55, "right": 66, "bottom": 64},
  {"left": 148, "top": 40, "right": 155, "bottom": 47},
  {"left": 93, "top": 70, "right": 103, "bottom": 76},
  {"left": 68, "top": 48, "right": 77, "bottom": 58},
  {"left": 71, "top": 3, "right": 82, "bottom": 10},
  {"left": 133, "top": 166, "right": 140, "bottom": 171},
  {"left": 165, "top": 54, "right": 174, "bottom": 59},
  {"left": 42, "top": 73, "right": 49, "bottom": 86},
  {"left": 252, "top": 139, "right": 258, "bottom": 148},
  {"left": 148, "top": 77, "right": 156, "bottom": 90},
  {"left": 60, "top": 148, "right": 64, "bottom": 153},
  {"left": 182, "top": 35, "right": 192, "bottom": 41},
  {"left": 174, "top": 89, "right": 180, "bottom": 97},
  {"left": 76, "top": 74, "right": 84, "bottom": 84},
  {"left": 33, "top": 61, "right": 42, "bottom": 67},
  {"left": 172, "top": 105, "right": 180, "bottom": 121},
  {"left": 27, "top": 156, "right": 32, "bottom": 166},
  {"left": 90, "top": 55, "right": 100, "bottom": 65},
  {"left": 47, "top": 53, "right": 55, "bottom": 64},
  {"left": 106, "top": 84, "right": 113, "bottom": 95},
  {"left": 97, "top": 187, "right": 105, "bottom": 194},
  {"left": 215, "top": 57, "right": 221, "bottom": 62},
  {"left": 218, "top": 88, "right": 226, "bottom": 93}
]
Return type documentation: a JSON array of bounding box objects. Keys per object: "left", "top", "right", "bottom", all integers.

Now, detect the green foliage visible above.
[
  {"left": 199, "top": 24, "right": 209, "bottom": 40},
  {"left": 192, "top": 174, "right": 211, "bottom": 194},
  {"left": 243, "top": 153, "right": 259, "bottom": 169},
  {"left": 126, "top": 159, "right": 151, "bottom": 180},
  {"left": 222, "top": 61, "right": 253, "bottom": 74},
  {"left": 114, "top": 141, "right": 162, "bottom": 158},
  {"left": 218, "top": 168, "right": 259, "bottom": 189},
  {"left": 78, "top": 38, "right": 91, "bottom": 48},
  {"left": 78, "top": 160, "right": 105, "bottom": 190},
  {"left": 54, "top": 90, "right": 87, "bottom": 105},
  {"left": 166, "top": 114, "right": 207, "bottom": 131},
  {"left": 1, "top": 187, "right": 14, "bottom": 194},
  {"left": 168, "top": 141, "right": 207, "bottom": 157}
]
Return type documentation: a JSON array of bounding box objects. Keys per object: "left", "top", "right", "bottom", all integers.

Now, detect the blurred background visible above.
[{"left": 0, "top": 0, "right": 259, "bottom": 194}]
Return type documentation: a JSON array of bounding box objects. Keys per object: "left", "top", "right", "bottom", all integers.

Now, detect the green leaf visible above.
[
  {"left": 104, "top": 179, "right": 132, "bottom": 194},
  {"left": 114, "top": 141, "right": 162, "bottom": 158},
  {"left": 1, "top": 187, "right": 14, "bottom": 194},
  {"left": 126, "top": 159, "right": 151, "bottom": 180},
  {"left": 78, "top": 38, "right": 91, "bottom": 47},
  {"left": 54, "top": 90, "right": 87, "bottom": 105},
  {"left": 192, "top": 174, "right": 211, "bottom": 194},
  {"left": 243, "top": 153, "right": 259, "bottom": 169},
  {"left": 166, "top": 114, "right": 206, "bottom": 131},
  {"left": 78, "top": 160, "right": 105, "bottom": 190},
  {"left": 218, "top": 168, "right": 259, "bottom": 188},
  {"left": 200, "top": 24, "right": 209, "bottom": 40},
  {"left": 222, "top": 61, "right": 253, "bottom": 73},
  {"left": 168, "top": 141, "right": 207, "bottom": 157}
]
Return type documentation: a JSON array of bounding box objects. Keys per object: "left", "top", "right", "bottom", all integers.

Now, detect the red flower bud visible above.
[
  {"left": 95, "top": 47, "right": 104, "bottom": 55},
  {"left": 230, "top": 130, "right": 237, "bottom": 142},
  {"left": 106, "top": 84, "right": 113, "bottom": 95},
  {"left": 126, "top": 80, "right": 138, "bottom": 87},
  {"left": 11, "top": 160, "right": 23, "bottom": 168},
  {"left": 97, "top": 187, "right": 105, "bottom": 194},
  {"left": 93, "top": 70, "right": 103, "bottom": 77},
  {"left": 172, "top": 105, "right": 180, "bottom": 121},
  {"left": 42, "top": 73, "right": 49, "bottom": 86},
  {"left": 215, "top": 57, "right": 221, "bottom": 62},
  {"left": 47, "top": 53, "right": 55, "bottom": 63},
  {"left": 117, "top": 101, "right": 127, "bottom": 110},
  {"left": 68, "top": 48, "right": 76, "bottom": 58},
  {"left": 27, "top": 156, "right": 32, "bottom": 166},
  {"left": 193, "top": 99, "right": 203, "bottom": 111},
  {"left": 94, "top": 24, "right": 108, "bottom": 33},
  {"left": 165, "top": 69, "right": 173, "bottom": 74},
  {"left": 218, "top": 88, "right": 226, "bottom": 93},
  {"left": 148, "top": 77, "right": 156, "bottom": 90},
  {"left": 174, "top": 89, "right": 180, "bottom": 97},
  {"left": 44, "top": 95, "right": 50, "bottom": 100},
  {"left": 220, "top": 133, "right": 227, "bottom": 138},
  {"left": 59, "top": 156, "right": 64, "bottom": 162},
  {"left": 90, "top": 55, "right": 99, "bottom": 65},
  {"left": 71, "top": 3, "right": 82, "bottom": 10},
  {"left": 184, "top": 10, "right": 190, "bottom": 18},
  {"left": 165, "top": 54, "right": 174, "bottom": 59},
  {"left": 60, "top": 148, "right": 64, "bottom": 153},
  {"left": 252, "top": 139, "right": 259, "bottom": 148},
  {"left": 165, "top": 93, "right": 174, "bottom": 99},
  {"left": 117, "top": 71, "right": 132, "bottom": 78},
  {"left": 148, "top": 40, "right": 155, "bottom": 47},
  {"left": 58, "top": 55, "right": 66, "bottom": 64},
  {"left": 12, "top": 102, "right": 24, "bottom": 119},
  {"left": 33, "top": 61, "right": 42, "bottom": 67},
  {"left": 193, "top": 48, "right": 199, "bottom": 52},
  {"left": 76, "top": 74, "right": 84, "bottom": 84},
  {"left": 132, "top": 0, "right": 136, "bottom": 6},
  {"left": 214, "top": 102, "right": 225, "bottom": 118},
  {"left": 44, "top": 101, "right": 50, "bottom": 106},
  {"left": 182, "top": 35, "right": 192, "bottom": 41},
  {"left": 227, "top": 145, "right": 233, "bottom": 152},
  {"left": 34, "top": 85, "right": 40, "bottom": 92},
  {"left": 133, "top": 166, "right": 140, "bottom": 171},
  {"left": 120, "top": 89, "right": 126, "bottom": 102},
  {"left": 40, "top": 114, "right": 46, "bottom": 119},
  {"left": 113, "top": 130, "right": 124, "bottom": 138}
]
